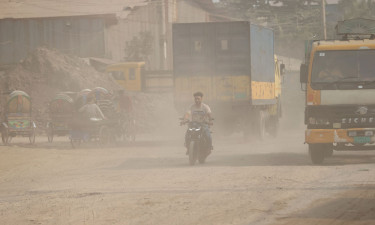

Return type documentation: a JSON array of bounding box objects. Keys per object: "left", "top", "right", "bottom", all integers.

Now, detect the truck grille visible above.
[{"left": 306, "top": 105, "right": 375, "bottom": 129}]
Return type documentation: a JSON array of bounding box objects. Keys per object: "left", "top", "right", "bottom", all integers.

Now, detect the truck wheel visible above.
[
  {"left": 308, "top": 144, "right": 326, "bottom": 164},
  {"left": 325, "top": 148, "right": 334, "bottom": 157},
  {"left": 259, "top": 110, "right": 266, "bottom": 140},
  {"left": 266, "top": 116, "right": 279, "bottom": 138}
]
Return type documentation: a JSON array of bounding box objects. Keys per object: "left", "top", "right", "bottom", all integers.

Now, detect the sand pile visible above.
[
  {"left": 1, "top": 47, "right": 120, "bottom": 110},
  {"left": 0, "top": 47, "right": 179, "bottom": 135}
]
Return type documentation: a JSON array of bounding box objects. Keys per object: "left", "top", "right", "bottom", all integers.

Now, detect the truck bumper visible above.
[{"left": 305, "top": 128, "right": 375, "bottom": 144}]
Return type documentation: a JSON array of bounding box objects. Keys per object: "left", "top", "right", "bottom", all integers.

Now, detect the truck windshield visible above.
[{"left": 311, "top": 50, "right": 375, "bottom": 84}]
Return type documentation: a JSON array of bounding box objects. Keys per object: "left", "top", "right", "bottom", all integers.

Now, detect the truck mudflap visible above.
[{"left": 305, "top": 128, "right": 375, "bottom": 144}]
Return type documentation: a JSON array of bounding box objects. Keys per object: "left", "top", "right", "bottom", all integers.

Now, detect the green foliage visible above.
[
  {"left": 124, "top": 31, "right": 153, "bottom": 62},
  {"left": 217, "top": 0, "right": 322, "bottom": 39},
  {"left": 338, "top": 0, "right": 375, "bottom": 20},
  {"left": 216, "top": 0, "right": 323, "bottom": 57}
]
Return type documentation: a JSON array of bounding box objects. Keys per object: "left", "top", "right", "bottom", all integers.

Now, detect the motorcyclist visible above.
[{"left": 181, "top": 91, "right": 213, "bottom": 152}]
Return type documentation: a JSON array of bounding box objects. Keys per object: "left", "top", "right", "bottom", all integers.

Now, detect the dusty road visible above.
[{"left": 1, "top": 73, "right": 375, "bottom": 225}]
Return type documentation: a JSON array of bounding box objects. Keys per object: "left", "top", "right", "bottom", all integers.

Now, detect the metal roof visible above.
[{"left": 0, "top": 0, "right": 148, "bottom": 19}]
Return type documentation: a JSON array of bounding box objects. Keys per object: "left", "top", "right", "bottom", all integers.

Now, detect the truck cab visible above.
[
  {"left": 106, "top": 62, "right": 145, "bottom": 92},
  {"left": 300, "top": 18, "right": 375, "bottom": 164}
]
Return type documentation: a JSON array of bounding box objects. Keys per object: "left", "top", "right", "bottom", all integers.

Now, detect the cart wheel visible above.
[
  {"left": 2, "top": 128, "right": 9, "bottom": 145},
  {"left": 129, "top": 120, "right": 136, "bottom": 142},
  {"left": 47, "top": 123, "right": 54, "bottom": 143},
  {"left": 99, "top": 126, "right": 110, "bottom": 147},
  {"left": 123, "top": 119, "right": 136, "bottom": 142},
  {"left": 47, "top": 133, "right": 54, "bottom": 143},
  {"left": 29, "top": 128, "right": 36, "bottom": 144},
  {"left": 70, "top": 138, "right": 81, "bottom": 149},
  {"left": 47, "top": 129, "right": 54, "bottom": 143}
]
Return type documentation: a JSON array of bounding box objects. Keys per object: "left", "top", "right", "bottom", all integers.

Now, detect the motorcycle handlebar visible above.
[{"left": 179, "top": 120, "right": 213, "bottom": 126}]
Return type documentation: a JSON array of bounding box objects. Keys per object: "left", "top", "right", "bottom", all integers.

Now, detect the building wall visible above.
[
  {"left": 0, "top": 16, "right": 106, "bottom": 65},
  {"left": 0, "top": 0, "right": 216, "bottom": 69},
  {"left": 164, "top": 0, "right": 213, "bottom": 70},
  {"left": 176, "top": 1, "right": 209, "bottom": 23},
  {"left": 105, "top": 3, "right": 163, "bottom": 70},
  {"left": 105, "top": 0, "right": 213, "bottom": 71}
]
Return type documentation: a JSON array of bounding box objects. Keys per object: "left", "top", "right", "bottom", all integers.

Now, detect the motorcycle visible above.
[{"left": 181, "top": 119, "right": 213, "bottom": 165}]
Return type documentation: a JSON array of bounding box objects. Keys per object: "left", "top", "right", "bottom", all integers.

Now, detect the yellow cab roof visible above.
[
  {"left": 107, "top": 61, "right": 145, "bottom": 70},
  {"left": 313, "top": 39, "right": 375, "bottom": 51}
]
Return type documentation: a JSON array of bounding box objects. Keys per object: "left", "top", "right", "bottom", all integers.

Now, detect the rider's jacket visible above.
[{"left": 187, "top": 103, "right": 211, "bottom": 124}]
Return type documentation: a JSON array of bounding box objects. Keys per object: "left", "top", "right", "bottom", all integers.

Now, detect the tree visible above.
[
  {"left": 338, "top": 0, "right": 375, "bottom": 20},
  {"left": 215, "top": 0, "right": 323, "bottom": 57},
  {"left": 124, "top": 31, "right": 153, "bottom": 62}
]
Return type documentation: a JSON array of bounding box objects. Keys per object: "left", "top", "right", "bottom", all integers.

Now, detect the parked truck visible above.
[
  {"left": 300, "top": 18, "right": 375, "bottom": 164},
  {"left": 106, "top": 62, "right": 173, "bottom": 92},
  {"left": 172, "top": 21, "right": 285, "bottom": 138}
]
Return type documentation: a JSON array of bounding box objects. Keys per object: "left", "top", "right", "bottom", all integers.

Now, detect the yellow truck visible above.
[
  {"left": 106, "top": 62, "right": 173, "bottom": 92},
  {"left": 173, "top": 21, "right": 285, "bottom": 138},
  {"left": 300, "top": 18, "right": 375, "bottom": 164}
]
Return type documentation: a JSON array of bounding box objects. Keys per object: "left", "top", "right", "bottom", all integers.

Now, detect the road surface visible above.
[{"left": 0, "top": 72, "right": 374, "bottom": 225}]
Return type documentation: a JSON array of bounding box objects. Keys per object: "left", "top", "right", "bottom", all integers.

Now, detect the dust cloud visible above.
[{"left": 0, "top": 46, "right": 305, "bottom": 154}]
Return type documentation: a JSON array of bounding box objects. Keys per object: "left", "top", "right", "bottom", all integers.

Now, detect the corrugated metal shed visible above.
[
  {"left": 0, "top": 15, "right": 113, "bottom": 64},
  {"left": 0, "top": 0, "right": 148, "bottom": 65},
  {"left": 0, "top": 0, "right": 147, "bottom": 19}
]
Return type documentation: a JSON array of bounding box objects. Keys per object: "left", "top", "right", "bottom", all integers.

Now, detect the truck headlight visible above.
[
  {"left": 309, "top": 117, "right": 330, "bottom": 125},
  {"left": 348, "top": 131, "right": 357, "bottom": 137}
]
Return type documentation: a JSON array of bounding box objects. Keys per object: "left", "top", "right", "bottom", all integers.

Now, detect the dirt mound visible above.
[
  {"left": 0, "top": 47, "right": 179, "bottom": 135},
  {"left": 1, "top": 47, "right": 120, "bottom": 109}
]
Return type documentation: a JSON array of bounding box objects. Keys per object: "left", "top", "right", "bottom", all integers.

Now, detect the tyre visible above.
[
  {"left": 70, "top": 138, "right": 81, "bottom": 149},
  {"left": 123, "top": 119, "right": 136, "bottom": 142},
  {"left": 267, "top": 116, "right": 279, "bottom": 138},
  {"left": 325, "top": 148, "right": 334, "bottom": 157},
  {"left": 2, "top": 128, "right": 9, "bottom": 145},
  {"left": 198, "top": 150, "right": 207, "bottom": 164},
  {"left": 308, "top": 144, "right": 326, "bottom": 164},
  {"left": 99, "top": 126, "right": 110, "bottom": 147},
  {"left": 188, "top": 141, "right": 197, "bottom": 166},
  {"left": 29, "top": 129, "right": 36, "bottom": 144},
  {"left": 259, "top": 110, "right": 266, "bottom": 140},
  {"left": 128, "top": 119, "right": 136, "bottom": 142},
  {"left": 47, "top": 123, "right": 54, "bottom": 143},
  {"left": 47, "top": 132, "right": 54, "bottom": 143}
]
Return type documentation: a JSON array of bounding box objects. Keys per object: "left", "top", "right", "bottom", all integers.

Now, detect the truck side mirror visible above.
[
  {"left": 280, "top": 63, "right": 286, "bottom": 75},
  {"left": 300, "top": 64, "right": 308, "bottom": 83}
]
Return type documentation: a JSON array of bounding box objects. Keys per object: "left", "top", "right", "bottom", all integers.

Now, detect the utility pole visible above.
[
  {"left": 158, "top": 0, "right": 169, "bottom": 70},
  {"left": 322, "top": 0, "right": 327, "bottom": 40}
]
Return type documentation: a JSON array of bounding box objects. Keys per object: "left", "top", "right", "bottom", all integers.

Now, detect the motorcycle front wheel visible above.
[
  {"left": 198, "top": 149, "right": 207, "bottom": 164},
  {"left": 188, "top": 140, "right": 197, "bottom": 166}
]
